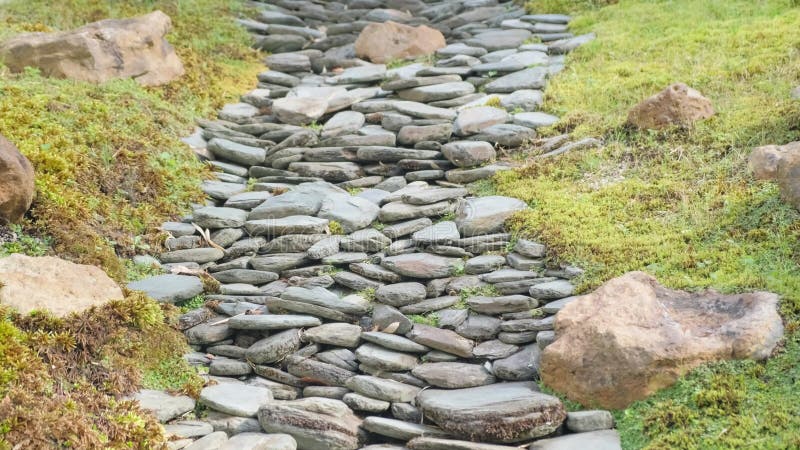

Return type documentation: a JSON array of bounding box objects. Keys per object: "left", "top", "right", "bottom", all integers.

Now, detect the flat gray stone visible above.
[
  {"left": 208, "top": 138, "right": 266, "bottom": 166},
  {"left": 417, "top": 382, "right": 565, "bottom": 443},
  {"left": 529, "top": 280, "right": 575, "bottom": 300},
  {"left": 220, "top": 432, "right": 297, "bottom": 450},
  {"left": 200, "top": 384, "right": 273, "bottom": 417},
  {"left": 246, "top": 329, "right": 302, "bottom": 364},
  {"left": 127, "top": 275, "right": 203, "bottom": 303},
  {"left": 362, "top": 417, "right": 451, "bottom": 441},
  {"left": 484, "top": 67, "right": 548, "bottom": 93},
  {"left": 381, "top": 253, "right": 461, "bottom": 279},
  {"left": 493, "top": 344, "right": 541, "bottom": 381},
  {"left": 566, "top": 410, "right": 615, "bottom": 432},
  {"left": 229, "top": 315, "right": 321, "bottom": 331},
  {"left": 529, "top": 430, "right": 621, "bottom": 450},
  {"left": 412, "top": 362, "right": 495, "bottom": 388},
  {"left": 303, "top": 323, "right": 362, "bottom": 347},
  {"left": 356, "top": 343, "right": 419, "bottom": 371},
  {"left": 133, "top": 389, "right": 195, "bottom": 423},
  {"left": 455, "top": 196, "right": 527, "bottom": 237}
]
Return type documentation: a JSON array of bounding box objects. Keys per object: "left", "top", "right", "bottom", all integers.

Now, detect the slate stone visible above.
[
  {"left": 412, "top": 362, "right": 495, "bottom": 388},
  {"left": 127, "top": 274, "right": 204, "bottom": 303},
  {"left": 200, "top": 384, "right": 273, "bottom": 417}
]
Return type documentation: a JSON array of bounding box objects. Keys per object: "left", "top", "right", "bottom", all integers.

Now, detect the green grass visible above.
[
  {"left": 176, "top": 294, "right": 206, "bottom": 313},
  {"left": 512, "top": 0, "right": 800, "bottom": 448},
  {"left": 0, "top": 0, "right": 262, "bottom": 280}
]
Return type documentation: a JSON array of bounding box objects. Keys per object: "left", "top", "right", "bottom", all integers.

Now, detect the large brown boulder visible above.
[
  {"left": 0, "top": 134, "right": 35, "bottom": 225},
  {"left": 0, "top": 254, "right": 123, "bottom": 316},
  {"left": 749, "top": 141, "right": 800, "bottom": 210},
  {"left": 354, "top": 21, "right": 446, "bottom": 64},
  {"left": 627, "top": 83, "right": 714, "bottom": 129},
  {"left": 0, "top": 11, "right": 184, "bottom": 86},
  {"left": 541, "top": 271, "right": 783, "bottom": 409}
]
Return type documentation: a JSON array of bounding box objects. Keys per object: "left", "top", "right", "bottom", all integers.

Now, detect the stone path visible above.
[{"left": 128, "top": 1, "right": 614, "bottom": 449}]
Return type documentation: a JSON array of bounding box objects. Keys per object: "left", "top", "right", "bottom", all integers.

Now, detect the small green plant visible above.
[
  {"left": 451, "top": 262, "right": 466, "bottom": 276},
  {"left": 357, "top": 288, "right": 376, "bottom": 302},
  {"left": 305, "top": 121, "right": 323, "bottom": 131},
  {"left": 0, "top": 224, "right": 52, "bottom": 257},
  {"left": 124, "top": 259, "right": 164, "bottom": 282},
  {"left": 347, "top": 187, "right": 363, "bottom": 195},
  {"left": 176, "top": 295, "right": 207, "bottom": 313},
  {"left": 530, "top": 307, "right": 545, "bottom": 318},
  {"left": 247, "top": 177, "right": 257, "bottom": 190},
  {"left": 437, "top": 211, "right": 456, "bottom": 223},
  {"left": 320, "top": 265, "right": 342, "bottom": 276},
  {"left": 484, "top": 96, "right": 503, "bottom": 108},
  {"left": 372, "top": 221, "right": 386, "bottom": 231},
  {"left": 328, "top": 221, "right": 345, "bottom": 235},
  {"left": 409, "top": 313, "right": 440, "bottom": 327}
]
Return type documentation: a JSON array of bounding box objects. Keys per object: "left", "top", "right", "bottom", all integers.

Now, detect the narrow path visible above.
[{"left": 129, "top": 1, "right": 609, "bottom": 449}]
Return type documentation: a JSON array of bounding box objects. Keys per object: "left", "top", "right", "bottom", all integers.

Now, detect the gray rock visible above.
[
  {"left": 400, "top": 296, "right": 459, "bottom": 315},
  {"left": 397, "top": 123, "right": 453, "bottom": 146},
  {"left": 355, "top": 343, "right": 419, "bottom": 371},
  {"left": 330, "top": 64, "right": 386, "bottom": 84},
  {"left": 258, "top": 398, "right": 362, "bottom": 450},
  {"left": 373, "top": 304, "right": 414, "bottom": 334},
  {"left": 303, "top": 323, "right": 362, "bottom": 347},
  {"left": 484, "top": 67, "right": 548, "bottom": 93},
  {"left": 185, "top": 318, "right": 234, "bottom": 345},
  {"left": 200, "top": 384, "right": 273, "bottom": 417},
  {"left": 412, "top": 362, "right": 495, "bottom": 388},
  {"left": 302, "top": 386, "right": 349, "bottom": 399},
  {"left": 230, "top": 315, "right": 321, "bottom": 331},
  {"left": 466, "top": 29, "right": 532, "bottom": 51},
  {"left": 246, "top": 216, "right": 329, "bottom": 236},
  {"left": 205, "top": 411, "right": 261, "bottom": 435},
  {"left": 381, "top": 218, "right": 433, "bottom": 239},
  {"left": 412, "top": 221, "right": 459, "bottom": 245},
  {"left": 160, "top": 248, "right": 224, "bottom": 264},
  {"left": 246, "top": 329, "right": 302, "bottom": 364},
  {"left": 212, "top": 269, "right": 278, "bottom": 285},
  {"left": 470, "top": 123, "right": 536, "bottom": 147},
  {"left": 529, "top": 430, "right": 621, "bottom": 450},
  {"left": 220, "top": 433, "right": 297, "bottom": 450},
  {"left": 442, "top": 141, "right": 497, "bottom": 167},
  {"left": 184, "top": 431, "right": 228, "bottom": 450},
  {"left": 391, "top": 403, "right": 422, "bottom": 423},
  {"left": 467, "top": 295, "right": 536, "bottom": 314},
  {"left": 321, "top": 111, "right": 366, "bottom": 138},
  {"left": 202, "top": 180, "right": 246, "bottom": 200},
  {"left": 402, "top": 188, "right": 468, "bottom": 205},
  {"left": 343, "top": 392, "right": 390, "bottom": 412},
  {"left": 282, "top": 286, "right": 370, "bottom": 315},
  {"left": 376, "top": 282, "right": 427, "bottom": 307},
  {"left": 350, "top": 263, "right": 403, "bottom": 283},
  {"left": 346, "top": 375, "right": 421, "bottom": 403},
  {"left": 506, "top": 102, "right": 557, "bottom": 125},
  {"left": 133, "top": 389, "right": 195, "bottom": 423},
  {"left": 394, "top": 101, "right": 457, "bottom": 120},
  {"left": 500, "top": 315, "right": 554, "bottom": 332},
  {"left": 127, "top": 274, "right": 203, "bottom": 303},
  {"left": 285, "top": 355, "right": 356, "bottom": 388},
  {"left": 445, "top": 164, "right": 511, "bottom": 183},
  {"left": 398, "top": 82, "right": 476, "bottom": 103},
  {"left": 436, "top": 43, "right": 488, "bottom": 57},
  {"left": 407, "top": 437, "right": 521, "bottom": 450},
  {"left": 250, "top": 253, "right": 309, "bottom": 272},
  {"left": 361, "top": 331, "right": 429, "bottom": 353},
  {"left": 381, "top": 253, "right": 461, "bottom": 279},
  {"left": 529, "top": 280, "right": 575, "bottom": 299},
  {"left": 455, "top": 196, "right": 527, "bottom": 236},
  {"left": 515, "top": 239, "right": 546, "bottom": 258},
  {"left": 455, "top": 314, "right": 501, "bottom": 340},
  {"left": 209, "top": 358, "right": 253, "bottom": 376},
  {"left": 500, "top": 89, "right": 543, "bottom": 112},
  {"left": 406, "top": 324, "right": 473, "bottom": 358},
  {"left": 493, "top": 344, "right": 540, "bottom": 380},
  {"left": 288, "top": 162, "right": 363, "bottom": 182},
  {"left": 536, "top": 330, "right": 555, "bottom": 349},
  {"left": 340, "top": 228, "right": 392, "bottom": 252},
  {"left": 548, "top": 32, "right": 597, "bottom": 55},
  {"left": 472, "top": 339, "right": 520, "bottom": 359},
  {"left": 454, "top": 107, "right": 509, "bottom": 136},
  {"left": 566, "top": 410, "right": 615, "bottom": 432},
  {"left": 319, "top": 194, "right": 380, "bottom": 233},
  {"left": 265, "top": 53, "right": 311, "bottom": 72},
  {"left": 357, "top": 146, "right": 440, "bottom": 163},
  {"left": 465, "top": 255, "right": 506, "bottom": 274},
  {"left": 164, "top": 420, "right": 213, "bottom": 439},
  {"left": 506, "top": 252, "right": 545, "bottom": 271},
  {"left": 417, "top": 382, "right": 565, "bottom": 443},
  {"left": 362, "top": 417, "right": 451, "bottom": 441},
  {"left": 208, "top": 138, "right": 266, "bottom": 166},
  {"left": 541, "top": 296, "right": 577, "bottom": 314}
]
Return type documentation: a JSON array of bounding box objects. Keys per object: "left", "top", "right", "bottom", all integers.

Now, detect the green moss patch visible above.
[
  {"left": 0, "top": 0, "right": 262, "bottom": 280},
  {"left": 511, "top": 0, "right": 800, "bottom": 447}
]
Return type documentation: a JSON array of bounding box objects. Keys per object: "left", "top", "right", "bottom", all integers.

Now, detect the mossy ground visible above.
[
  {"left": 0, "top": 1, "right": 262, "bottom": 447},
  {"left": 516, "top": 0, "right": 800, "bottom": 448},
  {"left": 0, "top": 0, "right": 262, "bottom": 281}
]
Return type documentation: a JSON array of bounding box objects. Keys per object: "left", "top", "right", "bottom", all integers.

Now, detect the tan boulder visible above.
[
  {"left": 540, "top": 271, "right": 783, "bottom": 409},
  {"left": 354, "top": 21, "right": 446, "bottom": 64},
  {"left": 0, "top": 11, "right": 184, "bottom": 86},
  {"left": 0, "top": 134, "right": 35, "bottom": 225},
  {"left": 0, "top": 254, "right": 123, "bottom": 316},
  {"left": 749, "top": 141, "right": 800, "bottom": 210},
  {"left": 627, "top": 83, "right": 714, "bottom": 129}
]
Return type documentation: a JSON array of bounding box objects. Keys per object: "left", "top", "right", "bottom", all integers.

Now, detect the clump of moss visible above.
[
  {"left": 409, "top": 313, "right": 440, "bottom": 327},
  {"left": 357, "top": 288, "right": 376, "bottom": 302},
  {"left": 328, "top": 221, "right": 345, "bottom": 235},
  {"left": 0, "top": 0, "right": 262, "bottom": 280},
  {"left": 0, "top": 293, "right": 202, "bottom": 448}
]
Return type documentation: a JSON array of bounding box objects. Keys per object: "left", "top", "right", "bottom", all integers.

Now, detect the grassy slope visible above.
[
  {"left": 0, "top": 1, "right": 262, "bottom": 447},
  {"left": 0, "top": 0, "right": 262, "bottom": 280},
  {"left": 516, "top": 0, "right": 800, "bottom": 448}
]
